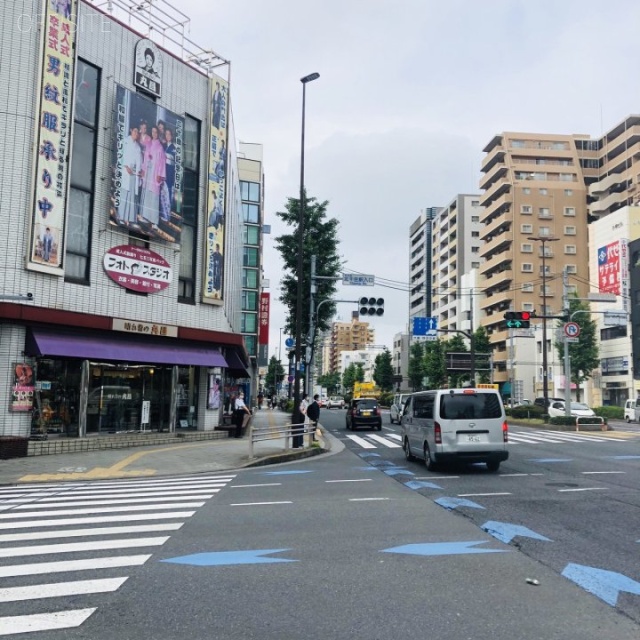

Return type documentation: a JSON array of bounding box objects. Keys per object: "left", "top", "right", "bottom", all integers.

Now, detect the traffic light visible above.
[
  {"left": 503, "top": 311, "right": 531, "bottom": 328},
  {"left": 359, "top": 297, "right": 384, "bottom": 316}
]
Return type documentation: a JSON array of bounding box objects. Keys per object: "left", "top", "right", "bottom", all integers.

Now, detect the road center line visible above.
[
  {"left": 348, "top": 497, "right": 390, "bottom": 502},
  {"left": 581, "top": 471, "right": 625, "bottom": 475},
  {"left": 414, "top": 476, "right": 460, "bottom": 480},
  {"left": 457, "top": 492, "right": 512, "bottom": 497},
  {"left": 325, "top": 479, "right": 373, "bottom": 483},
  {"left": 231, "top": 483, "right": 282, "bottom": 488},
  {"left": 557, "top": 487, "right": 608, "bottom": 493},
  {"left": 230, "top": 501, "right": 292, "bottom": 506},
  {"left": 500, "top": 473, "right": 530, "bottom": 477}
]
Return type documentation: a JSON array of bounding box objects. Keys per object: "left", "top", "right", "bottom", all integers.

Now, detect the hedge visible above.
[
  {"left": 594, "top": 406, "right": 624, "bottom": 420},
  {"left": 509, "top": 405, "right": 545, "bottom": 419},
  {"left": 549, "top": 416, "right": 605, "bottom": 426}
]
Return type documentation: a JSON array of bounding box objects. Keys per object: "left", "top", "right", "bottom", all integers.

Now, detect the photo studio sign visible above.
[{"left": 134, "top": 39, "right": 162, "bottom": 98}]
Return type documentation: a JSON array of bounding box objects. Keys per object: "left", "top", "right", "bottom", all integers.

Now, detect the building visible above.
[
  {"left": 409, "top": 207, "right": 440, "bottom": 324},
  {"left": 0, "top": 0, "right": 254, "bottom": 440},
  {"left": 326, "top": 315, "right": 374, "bottom": 374},
  {"left": 391, "top": 331, "right": 411, "bottom": 390},
  {"left": 479, "top": 132, "right": 593, "bottom": 392},
  {"left": 339, "top": 346, "right": 385, "bottom": 382}
]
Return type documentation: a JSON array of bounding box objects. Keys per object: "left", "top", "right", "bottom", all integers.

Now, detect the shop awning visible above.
[
  {"left": 26, "top": 327, "right": 228, "bottom": 368},
  {"left": 225, "top": 349, "right": 251, "bottom": 379}
]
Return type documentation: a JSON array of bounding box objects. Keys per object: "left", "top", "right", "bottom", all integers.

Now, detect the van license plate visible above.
[{"left": 466, "top": 435, "right": 481, "bottom": 443}]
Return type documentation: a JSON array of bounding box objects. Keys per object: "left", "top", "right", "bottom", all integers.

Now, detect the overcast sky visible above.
[{"left": 179, "top": 0, "right": 640, "bottom": 356}]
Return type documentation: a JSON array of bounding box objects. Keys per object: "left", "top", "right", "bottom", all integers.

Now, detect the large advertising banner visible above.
[
  {"left": 259, "top": 292, "right": 270, "bottom": 345},
  {"left": 28, "top": 0, "right": 78, "bottom": 273},
  {"left": 110, "top": 85, "right": 184, "bottom": 244},
  {"left": 202, "top": 74, "right": 229, "bottom": 302},
  {"left": 597, "top": 240, "right": 622, "bottom": 295}
]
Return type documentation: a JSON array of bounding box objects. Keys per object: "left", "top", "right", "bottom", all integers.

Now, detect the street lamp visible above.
[
  {"left": 293, "top": 71, "right": 320, "bottom": 443},
  {"left": 527, "top": 235, "right": 559, "bottom": 410}
]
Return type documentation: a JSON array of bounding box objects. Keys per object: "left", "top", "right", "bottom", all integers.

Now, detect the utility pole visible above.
[
  {"left": 562, "top": 268, "right": 572, "bottom": 416},
  {"left": 306, "top": 255, "right": 317, "bottom": 394}
]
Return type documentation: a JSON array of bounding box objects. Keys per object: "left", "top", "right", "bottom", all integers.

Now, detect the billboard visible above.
[
  {"left": 597, "top": 240, "right": 622, "bottom": 295},
  {"left": 202, "top": 74, "right": 229, "bottom": 302},
  {"left": 28, "top": 0, "right": 78, "bottom": 273},
  {"left": 110, "top": 85, "right": 184, "bottom": 244}
]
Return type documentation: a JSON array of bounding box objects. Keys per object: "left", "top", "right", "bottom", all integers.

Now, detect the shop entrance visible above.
[{"left": 87, "top": 364, "right": 172, "bottom": 433}]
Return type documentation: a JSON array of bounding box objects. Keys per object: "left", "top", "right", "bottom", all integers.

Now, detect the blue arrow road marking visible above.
[
  {"left": 382, "top": 541, "right": 508, "bottom": 557},
  {"left": 261, "top": 470, "right": 313, "bottom": 476},
  {"left": 435, "top": 497, "right": 485, "bottom": 510},
  {"left": 405, "top": 480, "right": 442, "bottom": 490},
  {"left": 607, "top": 455, "right": 640, "bottom": 460},
  {"left": 562, "top": 563, "right": 640, "bottom": 606},
  {"left": 162, "top": 549, "right": 297, "bottom": 566},
  {"left": 481, "top": 521, "right": 552, "bottom": 544},
  {"left": 527, "top": 458, "right": 573, "bottom": 463},
  {"left": 383, "top": 468, "right": 415, "bottom": 477},
  {"left": 359, "top": 452, "right": 381, "bottom": 458}
]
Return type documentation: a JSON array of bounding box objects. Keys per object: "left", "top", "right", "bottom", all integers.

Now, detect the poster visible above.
[
  {"left": 597, "top": 240, "right": 621, "bottom": 295},
  {"left": 110, "top": 85, "right": 184, "bottom": 244},
  {"left": 207, "top": 375, "right": 221, "bottom": 410},
  {"left": 10, "top": 364, "right": 35, "bottom": 412}
]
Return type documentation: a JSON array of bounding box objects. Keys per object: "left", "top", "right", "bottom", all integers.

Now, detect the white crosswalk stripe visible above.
[{"left": 0, "top": 473, "right": 234, "bottom": 636}]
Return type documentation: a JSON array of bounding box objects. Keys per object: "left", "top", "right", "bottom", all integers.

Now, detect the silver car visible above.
[{"left": 326, "top": 396, "right": 345, "bottom": 409}]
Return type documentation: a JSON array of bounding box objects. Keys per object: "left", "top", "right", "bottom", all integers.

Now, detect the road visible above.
[{"left": 0, "top": 410, "right": 639, "bottom": 639}]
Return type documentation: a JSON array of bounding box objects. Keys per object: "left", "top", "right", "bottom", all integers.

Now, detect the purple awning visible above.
[{"left": 26, "top": 327, "right": 228, "bottom": 368}]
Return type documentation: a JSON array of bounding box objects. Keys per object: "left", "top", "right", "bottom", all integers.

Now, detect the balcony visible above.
[
  {"left": 481, "top": 145, "right": 506, "bottom": 173},
  {"left": 480, "top": 289, "right": 512, "bottom": 310},
  {"left": 588, "top": 172, "right": 625, "bottom": 196},
  {"left": 482, "top": 234, "right": 512, "bottom": 257},
  {"left": 480, "top": 180, "right": 510, "bottom": 208},
  {"left": 479, "top": 164, "right": 508, "bottom": 192},
  {"left": 589, "top": 189, "right": 629, "bottom": 215},
  {"left": 481, "top": 212, "right": 512, "bottom": 241},
  {"left": 479, "top": 252, "right": 511, "bottom": 275},
  {"left": 482, "top": 269, "right": 513, "bottom": 290}
]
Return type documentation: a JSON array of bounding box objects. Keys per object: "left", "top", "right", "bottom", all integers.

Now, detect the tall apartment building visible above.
[
  {"left": 479, "top": 132, "right": 596, "bottom": 385},
  {"left": 409, "top": 207, "right": 440, "bottom": 323},
  {"left": 326, "top": 315, "right": 374, "bottom": 374},
  {"left": 431, "top": 195, "right": 484, "bottom": 331}
]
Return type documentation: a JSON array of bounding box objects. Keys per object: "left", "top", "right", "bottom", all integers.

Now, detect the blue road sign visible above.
[
  {"left": 162, "top": 549, "right": 297, "bottom": 567},
  {"left": 381, "top": 541, "right": 508, "bottom": 557},
  {"left": 285, "top": 337, "right": 294, "bottom": 348},
  {"left": 562, "top": 563, "right": 640, "bottom": 606},
  {"left": 481, "top": 521, "right": 552, "bottom": 544}
]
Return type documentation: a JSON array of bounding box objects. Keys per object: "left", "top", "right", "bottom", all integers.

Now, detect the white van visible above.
[
  {"left": 400, "top": 388, "right": 508, "bottom": 472},
  {"left": 390, "top": 393, "right": 411, "bottom": 424},
  {"left": 624, "top": 399, "right": 640, "bottom": 423}
]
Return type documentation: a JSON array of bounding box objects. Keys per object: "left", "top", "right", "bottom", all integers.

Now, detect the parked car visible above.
[
  {"left": 548, "top": 401, "right": 595, "bottom": 418},
  {"left": 534, "top": 397, "right": 564, "bottom": 409},
  {"left": 390, "top": 393, "right": 411, "bottom": 424},
  {"left": 326, "top": 396, "right": 345, "bottom": 409},
  {"left": 401, "top": 388, "right": 508, "bottom": 472},
  {"left": 624, "top": 399, "right": 640, "bottom": 423},
  {"left": 346, "top": 397, "right": 382, "bottom": 431}
]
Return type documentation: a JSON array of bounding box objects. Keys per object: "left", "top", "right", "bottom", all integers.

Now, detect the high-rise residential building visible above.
[
  {"left": 479, "top": 132, "right": 595, "bottom": 386},
  {"left": 431, "top": 195, "right": 484, "bottom": 332},
  {"left": 327, "top": 315, "right": 375, "bottom": 374},
  {"left": 409, "top": 207, "right": 441, "bottom": 323}
]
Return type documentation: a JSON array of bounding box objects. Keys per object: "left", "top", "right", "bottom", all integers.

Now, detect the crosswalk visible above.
[
  {"left": 0, "top": 473, "right": 235, "bottom": 636},
  {"left": 344, "top": 429, "right": 632, "bottom": 450}
]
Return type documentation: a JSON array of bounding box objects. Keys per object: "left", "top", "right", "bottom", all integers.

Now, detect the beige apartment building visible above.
[
  {"left": 479, "top": 132, "right": 597, "bottom": 383},
  {"left": 320, "top": 315, "right": 374, "bottom": 375}
]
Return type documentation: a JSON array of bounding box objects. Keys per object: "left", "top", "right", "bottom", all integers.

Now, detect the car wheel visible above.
[
  {"left": 376, "top": 423, "right": 382, "bottom": 431},
  {"left": 389, "top": 414, "right": 394, "bottom": 424},
  {"left": 626, "top": 415, "right": 631, "bottom": 423},
  {"left": 424, "top": 443, "right": 438, "bottom": 472},
  {"left": 404, "top": 438, "right": 416, "bottom": 461},
  {"left": 486, "top": 460, "right": 500, "bottom": 473}
]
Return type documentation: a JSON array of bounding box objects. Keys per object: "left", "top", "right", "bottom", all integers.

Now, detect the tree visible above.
[
  {"left": 316, "top": 372, "right": 340, "bottom": 395},
  {"left": 473, "top": 326, "right": 492, "bottom": 384},
  {"left": 423, "top": 339, "right": 446, "bottom": 390},
  {"left": 555, "top": 296, "right": 599, "bottom": 401},
  {"left": 273, "top": 192, "right": 342, "bottom": 369},
  {"left": 373, "top": 349, "right": 394, "bottom": 391},
  {"left": 408, "top": 341, "right": 424, "bottom": 391},
  {"left": 342, "top": 363, "right": 364, "bottom": 393},
  {"left": 265, "top": 356, "right": 285, "bottom": 396},
  {"left": 444, "top": 335, "right": 468, "bottom": 388}
]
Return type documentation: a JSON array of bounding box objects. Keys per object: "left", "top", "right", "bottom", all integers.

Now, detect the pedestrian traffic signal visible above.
[
  {"left": 503, "top": 311, "right": 531, "bottom": 328},
  {"left": 359, "top": 297, "right": 384, "bottom": 316}
]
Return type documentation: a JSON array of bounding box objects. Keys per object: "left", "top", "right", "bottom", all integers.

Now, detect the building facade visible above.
[
  {"left": 326, "top": 316, "right": 374, "bottom": 374},
  {"left": 1, "top": 1, "right": 252, "bottom": 440}
]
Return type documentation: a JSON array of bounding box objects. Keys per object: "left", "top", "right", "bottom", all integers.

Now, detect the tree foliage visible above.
[
  {"left": 423, "top": 339, "right": 446, "bottom": 389},
  {"left": 444, "top": 335, "right": 468, "bottom": 388},
  {"left": 273, "top": 192, "right": 342, "bottom": 367},
  {"left": 373, "top": 349, "right": 394, "bottom": 391},
  {"left": 408, "top": 341, "right": 424, "bottom": 391},
  {"left": 265, "top": 356, "right": 285, "bottom": 395},
  {"left": 555, "top": 296, "right": 599, "bottom": 401},
  {"left": 473, "top": 326, "right": 492, "bottom": 384},
  {"left": 316, "top": 372, "right": 341, "bottom": 395},
  {"left": 342, "top": 363, "right": 365, "bottom": 392}
]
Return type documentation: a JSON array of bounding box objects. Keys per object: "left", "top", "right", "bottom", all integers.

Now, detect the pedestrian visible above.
[
  {"left": 258, "top": 391, "right": 264, "bottom": 410},
  {"left": 233, "top": 392, "right": 251, "bottom": 438},
  {"left": 294, "top": 393, "right": 309, "bottom": 448},
  {"left": 307, "top": 394, "right": 321, "bottom": 441}
]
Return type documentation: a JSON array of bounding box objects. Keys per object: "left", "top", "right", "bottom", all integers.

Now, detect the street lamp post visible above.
[
  {"left": 528, "top": 235, "right": 559, "bottom": 410},
  {"left": 293, "top": 72, "right": 320, "bottom": 444}
]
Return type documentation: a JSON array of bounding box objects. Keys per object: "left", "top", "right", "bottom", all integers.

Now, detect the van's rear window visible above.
[{"left": 439, "top": 393, "right": 502, "bottom": 420}]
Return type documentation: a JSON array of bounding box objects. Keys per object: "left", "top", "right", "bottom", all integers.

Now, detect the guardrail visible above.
[
  {"left": 575, "top": 416, "right": 606, "bottom": 431},
  {"left": 248, "top": 421, "right": 315, "bottom": 459}
]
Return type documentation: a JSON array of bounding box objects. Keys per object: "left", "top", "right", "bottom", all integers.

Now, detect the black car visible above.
[{"left": 346, "top": 397, "right": 382, "bottom": 431}]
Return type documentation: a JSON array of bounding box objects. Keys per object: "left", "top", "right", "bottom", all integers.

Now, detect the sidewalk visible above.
[{"left": 0, "top": 409, "right": 333, "bottom": 486}]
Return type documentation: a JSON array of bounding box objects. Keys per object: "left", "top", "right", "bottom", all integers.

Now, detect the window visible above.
[
  {"left": 243, "top": 225, "right": 260, "bottom": 245},
  {"left": 521, "top": 224, "right": 533, "bottom": 234},
  {"left": 471, "top": 200, "right": 479, "bottom": 206},
  {"left": 567, "top": 285, "right": 577, "bottom": 294},
  {"left": 563, "top": 207, "right": 576, "bottom": 216},
  {"left": 521, "top": 205, "right": 532, "bottom": 214},
  {"left": 564, "top": 189, "right": 573, "bottom": 196},
  {"left": 521, "top": 283, "right": 534, "bottom": 293},
  {"left": 521, "top": 243, "right": 533, "bottom": 253},
  {"left": 471, "top": 231, "right": 479, "bottom": 238},
  {"left": 523, "top": 302, "right": 534, "bottom": 311},
  {"left": 565, "top": 245, "right": 577, "bottom": 254},
  {"left": 565, "top": 264, "right": 577, "bottom": 274},
  {"left": 540, "top": 265, "right": 551, "bottom": 275},
  {"left": 512, "top": 140, "right": 525, "bottom": 148},
  {"left": 244, "top": 335, "right": 257, "bottom": 357},
  {"left": 471, "top": 215, "right": 479, "bottom": 222},
  {"left": 564, "top": 225, "right": 576, "bottom": 235},
  {"left": 471, "top": 247, "right": 479, "bottom": 253},
  {"left": 560, "top": 173, "right": 574, "bottom": 182},
  {"left": 522, "top": 187, "right": 531, "bottom": 195},
  {"left": 601, "top": 326, "right": 627, "bottom": 341},
  {"left": 179, "top": 116, "right": 201, "bottom": 302},
  {"left": 242, "top": 268, "right": 258, "bottom": 289},
  {"left": 538, "top": 207, "right": 551, "bottom": 218},
  {"left": 540, "top": 285, "right": 552, "bottom": 295},
  {"left": 242, "top": 290, "right": 258, "bottom": 311},
  {"left": 539, "top": 226, "right": 550, "bottom": 236},
  {"left": 243, "top": 203, "right": 259, "bottom": 223},
  {"left": 65, "top": 59, "right": 100, "bottom": 283},
  {"left": 539, "top": 188, "right": 548, "bottom": 195},
  {"left": 240, "top": 181, "right": 260, "bottom": 203},
  {"left": 241, "top": 313, "right": 257, "bottom": 333},
  {"left": 522, "top": 263, "right": 533, "bottom": 273},
  {"left": 243, "top": 247, "right": 259, "bottom": 267}
]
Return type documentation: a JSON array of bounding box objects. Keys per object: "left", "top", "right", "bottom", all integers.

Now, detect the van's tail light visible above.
[
  {"left": 503, "top": 420, "right": 509, "bottom": 443},
  {"left": 434, "top": 421, "right": 442, "bottom": 444}
]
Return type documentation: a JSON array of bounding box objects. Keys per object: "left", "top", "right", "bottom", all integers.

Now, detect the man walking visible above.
[{"left": 307, "top": 394, "right": 321, "bottom": 442}]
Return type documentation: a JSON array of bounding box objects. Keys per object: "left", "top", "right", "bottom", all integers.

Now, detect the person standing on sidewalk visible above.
[
  {"left": 233, "top": 392, "right": 251, "bottom": 438},
  {"left": 307, "top": 394, "right": 321, "bottom": 441}
]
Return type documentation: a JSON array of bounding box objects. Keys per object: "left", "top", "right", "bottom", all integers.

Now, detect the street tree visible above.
[
  {"left": 408, "top": 341, "right": 424, "bottom": 391},
  {"left": 273, "top": 191, "right": 342, "bottom": 368},
  {"left": 316, "top": 372, "right": 340, "bottom": 395},
  {"left": 373, "top": 349, "right": 394, "bottom": 391},
  {"left": 423, "top": 339, "right": 446, "bottom": 390},
  {"left": 444, "top": 334, "right": 468, "bottom": 388},
  {"left": 473, "top": 326, "right": 492, "bottom": 384},
  {"left": 555, "top": 295, "right": 599, "bottom": 401},
  {"left": 265, "top": 356, "right": 285, "bottom": 395}
]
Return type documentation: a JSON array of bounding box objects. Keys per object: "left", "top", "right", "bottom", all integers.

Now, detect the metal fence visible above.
[{"left": 248, "top": 421, "right": 317, "bottom": 459}]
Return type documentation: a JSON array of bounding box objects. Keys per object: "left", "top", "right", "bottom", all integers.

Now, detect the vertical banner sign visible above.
[
  {"left": 29, "top": 0, "right": 78, "bottom": 272},
  {"left": 620, "top": 238, "right": 629, "bottom": 312},
  {"left": 259, "top": 292, "right": 270, "bottom": 345},
  {"left": 597, "top": 241, "right": 621, "bottom": 295},
  {"left": 202, "top": 74, "right": 229, "bottom": 302}
]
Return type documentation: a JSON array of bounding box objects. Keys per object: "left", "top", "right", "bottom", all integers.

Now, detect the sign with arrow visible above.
[
  {"left": 381, "top": 541, "right": 508, "bottom": 557},
  {"left": 481, "top": 521, "right": 552, "bottom": 544},
  {"left": 562, "top": 563, "right": 640, "bottom": 606}
]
